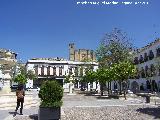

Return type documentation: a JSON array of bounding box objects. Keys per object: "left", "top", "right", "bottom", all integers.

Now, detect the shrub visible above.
[{"left": 38, "top": 80, "right": 63, "bottom": 108}]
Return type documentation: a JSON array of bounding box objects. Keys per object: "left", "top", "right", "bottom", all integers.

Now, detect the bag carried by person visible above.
[{"left": 17, "top": 90, "right": 24, "bottom": 99}]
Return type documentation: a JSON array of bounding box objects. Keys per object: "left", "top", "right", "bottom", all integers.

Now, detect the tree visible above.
[
  {"left": 96, "top": 28, "right": 135, "bottom": 66},
  {"left": 96, "top": 68, "right": 113, "bottom": 96},
  {"left": 14, "top": 74, "right": 27, "bottom": 84},
  {"left": 79, "top": 60, "right": 95, "bottom": 91},
  {"left": 112, "top": 60, "right": 136, "bottom": 99},
  {"left": 96, "top": 28, "right": 135, "bottom": 95},
  {"left": 13, "top": 65, "right": 37, "bottom": 84},
  {"left": 83, "top": 69, "right": 97, "bottom": 83}
]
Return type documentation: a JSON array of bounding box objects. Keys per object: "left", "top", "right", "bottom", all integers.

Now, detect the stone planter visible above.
[{"left": 38, "top": 107, "right": 61, "bottom": 120}]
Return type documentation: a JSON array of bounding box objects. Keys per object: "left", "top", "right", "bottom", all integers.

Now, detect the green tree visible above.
[
  {"left": 96, "top": 68, "right": 114, "bottom": 96},
  {"left": 82, "top": 69, "right": 97, "bottom": 84},
  {"left": 96, "top": 28, "right": 135, "bottom": 94},
  {"left": 13, "top": 65, "right": 37, "bottom": 84},
  {"left": 96, "top": 28, "right": 135, "bottom": 66},
  {"left": 112, "top": 60, "right": 136, "bottom": 99},
  {"left": 14, "top": 74, "right": 27, "bottom": 84}
]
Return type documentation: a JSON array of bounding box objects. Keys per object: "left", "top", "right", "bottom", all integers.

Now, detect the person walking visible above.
[{"left": 15, "top": 84, "right": 25, "bottom": 115}]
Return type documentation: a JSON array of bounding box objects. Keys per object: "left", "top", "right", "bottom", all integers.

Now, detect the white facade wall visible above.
[
  {"left": 26, "top": 60, "right": 99, "bottom": 91},
  {"left": 128, "top": 39, "right": 160, "bottom": 92},
  {"left": 27, "top": 64, "right": 34, "bottom": 71}
]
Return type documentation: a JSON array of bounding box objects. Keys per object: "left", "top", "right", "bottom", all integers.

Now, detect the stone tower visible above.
[
  {"left": 69, "top": 43, "right": 96, "bottom": 61},
  {"left": 69, "top": 43, "right": 75, "bottom": 61}
]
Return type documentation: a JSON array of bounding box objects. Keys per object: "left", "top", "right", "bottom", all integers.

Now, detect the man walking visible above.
[{"left": 15, "top": 84, "right": 25, "bottom": 115}]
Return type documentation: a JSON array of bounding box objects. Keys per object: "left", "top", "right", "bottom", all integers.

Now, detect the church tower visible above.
[{"left": 69, "top": 43, "right": 75, "bottom": 61}]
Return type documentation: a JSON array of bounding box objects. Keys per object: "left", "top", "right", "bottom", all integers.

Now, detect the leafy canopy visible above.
[{"left": 13, "top": 65, "right": 37, "bottom": 84}]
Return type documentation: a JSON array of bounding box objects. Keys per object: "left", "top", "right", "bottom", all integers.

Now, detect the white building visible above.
[
  {"left": 26, "top": 58, "right": 98, "bottom": 91},
  {"left": 128, "top": 39, "right": 160, "bottom": 93},
  {"left": 0, "top": 49, "right": 17, "bottom": 93}
]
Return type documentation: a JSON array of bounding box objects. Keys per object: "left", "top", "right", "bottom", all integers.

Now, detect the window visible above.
[
  {"left": 144, "top": 53, "right": 148, "bottom": 62},
  {"left": 134, "top": 57, "right": 139, "bottom": 64},
  {"left": 47, "top": 66, "right": 50, "bottom": 75},
  {"left": 59, "top": 67, "right": 63, "bottom": 76},
  {"left": 145, "top": 66, "right": 149, "bottom": 77},
  {"left": 141, "top": 67, "right": 145, "bottom": 78},
  {"left": 135, "top": 68, "right": 140, "bottom": 79},
  {"left": 156, "top": 48, "right": 160, "bottom": 57},
  {"left": 69, "top": 67, "right": 72, "bottom": 75},
  {"left": 150, "top": 64, "right": 156, "bottom": 76},
  {"left": 80, "top": 67, "right": 83, "bottom": 76},
  {"left": 53, "top": 67, "right": 56, "bottom": 76},
  {"left": 139, "top": 55, "right": 144, "bottom": 63},
  {"left": 34, "top": 65, "right": 38, "bottom": 75},
  {"left": 149, "top": 50, "right": 154, "bottom": 60},
  {"left": 41, "top": 66, "right": 44, "bottom": 76},
  {"left": 74, "top": 67, "right": 78, "bottom": 76}
]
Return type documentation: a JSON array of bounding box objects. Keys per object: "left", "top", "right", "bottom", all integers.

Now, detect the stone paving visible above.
[{"left": 0, "top": 91, "right": 160, "bottom": 120}]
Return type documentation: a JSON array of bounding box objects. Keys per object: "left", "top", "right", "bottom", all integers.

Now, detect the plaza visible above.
[
  {"left": 0, "top": 90, "right": 160, "bottom": 120},
  {"left": 0, "top": 41, "right": 160, "bottom": 119},
  {"left": 0, "top": 1, "right": 160, "bottom": 119}
]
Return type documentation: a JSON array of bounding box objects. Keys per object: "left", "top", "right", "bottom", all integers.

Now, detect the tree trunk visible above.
[
  {"left": 119, "top": 81, "right": 122, "bottom": 95},
  {"left": 109, "top": 82, "right": 112, "bottom": 94},
  {"left": 123, "top": 84, "right": 127, "bottom": 100},
  {"left": 123, "top": 81, "right": 127, "bottom": 100},
  {"left": 100, "top": 83, "right": 104, "bottom": 96},
  {"left": 107, "top": 82, "right": 110, "bottom": 95},
  {"left": 124, "top": 90, "right": 127, "bottom": 100}
]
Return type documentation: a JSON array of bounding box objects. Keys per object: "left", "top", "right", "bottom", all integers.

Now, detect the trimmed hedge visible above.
[{"left": 38, "top": 80, "right": 63, "bottom": 107}]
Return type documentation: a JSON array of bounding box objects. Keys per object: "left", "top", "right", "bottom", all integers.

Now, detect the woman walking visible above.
[{"left": 15, "top": 84, "right": 25, "bottom": 115}]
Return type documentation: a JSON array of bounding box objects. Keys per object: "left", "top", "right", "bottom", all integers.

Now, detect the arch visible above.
[{"left": 131, "top": 81, "right": 139, "bottom": 93}]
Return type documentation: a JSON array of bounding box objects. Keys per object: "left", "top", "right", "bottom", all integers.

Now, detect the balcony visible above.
[
  {"left": 144, "top": 53, "right": 148, "bottom": 62},
  {"left": 148, "top": 50, "right": 154, "bottom": 60},
  {"left": 156, "top": 48, "right": 160, "bottom": 57},
  {"left": 134, "top": 57, "right": 139, "bottom": 64},
  {"left": 139, "top": 55, "right": 144, "bottom": 63}
]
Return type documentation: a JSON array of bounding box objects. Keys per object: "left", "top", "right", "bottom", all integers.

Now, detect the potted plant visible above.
[{"left": 38, "top": 80, "right": 63, "bottom": 120}]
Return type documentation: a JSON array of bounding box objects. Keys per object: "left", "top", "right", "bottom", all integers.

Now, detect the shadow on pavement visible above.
[
  {"left": 96, "top": 96, "right": 111, "bottom": 99},
  {"left": 29, "top": 114, "right": 38, "bottom": 120},
  {"left": 9, "top": 111, "right": 17, "bottom": 117},
  {"left": 136, "top": 106, "right": 160, "bottom": 119}
]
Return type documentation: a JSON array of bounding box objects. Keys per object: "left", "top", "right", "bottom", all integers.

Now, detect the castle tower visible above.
[{"left": 69, "top": 43, "right": 75, "bottom": 61}]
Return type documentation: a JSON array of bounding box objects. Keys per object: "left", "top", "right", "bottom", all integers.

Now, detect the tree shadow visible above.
[
  {"left": 29, "top": 114, "right": 38, "bottom": 120},
  {"left": 84, "top": 92, "right": 100, "bottom": 96},
  {"left": 136, "top": 106, "right": 160, "bottom": 119},
  {"left": 96, "top": 96, "right": 111, "bottom": 99},
  {"left": 76, "top": 91, "right": 90, "bottom": 95}
]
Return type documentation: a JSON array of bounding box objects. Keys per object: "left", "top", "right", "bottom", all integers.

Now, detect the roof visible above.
[
  {"left": 27, "top": 59, "right": 98, "bottom": 66},
  {"left": 136, "top": 38, "right": 160, "bottom": 53},
  {"left": 0, "top": 48, "right": 17, "bottom": 54}
]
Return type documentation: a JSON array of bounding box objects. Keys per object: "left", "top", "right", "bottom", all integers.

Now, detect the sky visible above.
[{"left": 0, "top": 0, "right": 160, "bottom": 62}]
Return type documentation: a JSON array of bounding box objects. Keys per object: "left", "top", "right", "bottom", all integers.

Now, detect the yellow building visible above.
[{"left": 69, "top": 43, "right": 96, "bottom": 62}]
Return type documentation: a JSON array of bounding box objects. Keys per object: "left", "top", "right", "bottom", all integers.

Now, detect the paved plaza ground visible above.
[{"left": 0, "top": 91, "right": 160, "bottom": 120}]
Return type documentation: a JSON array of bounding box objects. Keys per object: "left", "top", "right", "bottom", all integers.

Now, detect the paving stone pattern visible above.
[
  {"left": 13, "top": 93, "right": 160, "bottom": 120},
  {"left": 14, "top": 105, "right": 160, "bottom": 120}
]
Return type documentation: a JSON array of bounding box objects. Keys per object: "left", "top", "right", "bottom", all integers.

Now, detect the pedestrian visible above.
[{"left": 15, "top": 84, "right": 25, "bottom": 115}]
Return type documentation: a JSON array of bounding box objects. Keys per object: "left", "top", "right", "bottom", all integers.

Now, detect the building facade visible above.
[
  {"left": 0, "top": 49, "right": 17, "bottom": 93},
  {"left": 69, "top": 43, "right": 96, "bottom": 62},
  {"left": 26, "top": 58, "right": 98, "bottom": 91},
  {"left": 128, "top": 39, "right": 160, "bottom": 93}
]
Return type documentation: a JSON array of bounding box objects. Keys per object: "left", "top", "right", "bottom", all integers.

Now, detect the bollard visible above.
[{"left": 146, "top": 95, "right": 150, "bottom": 103}]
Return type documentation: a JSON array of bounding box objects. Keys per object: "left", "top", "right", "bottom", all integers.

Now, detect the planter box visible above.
[{"left": 38, "top": 107, "right": 61, "bottom": 120}]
